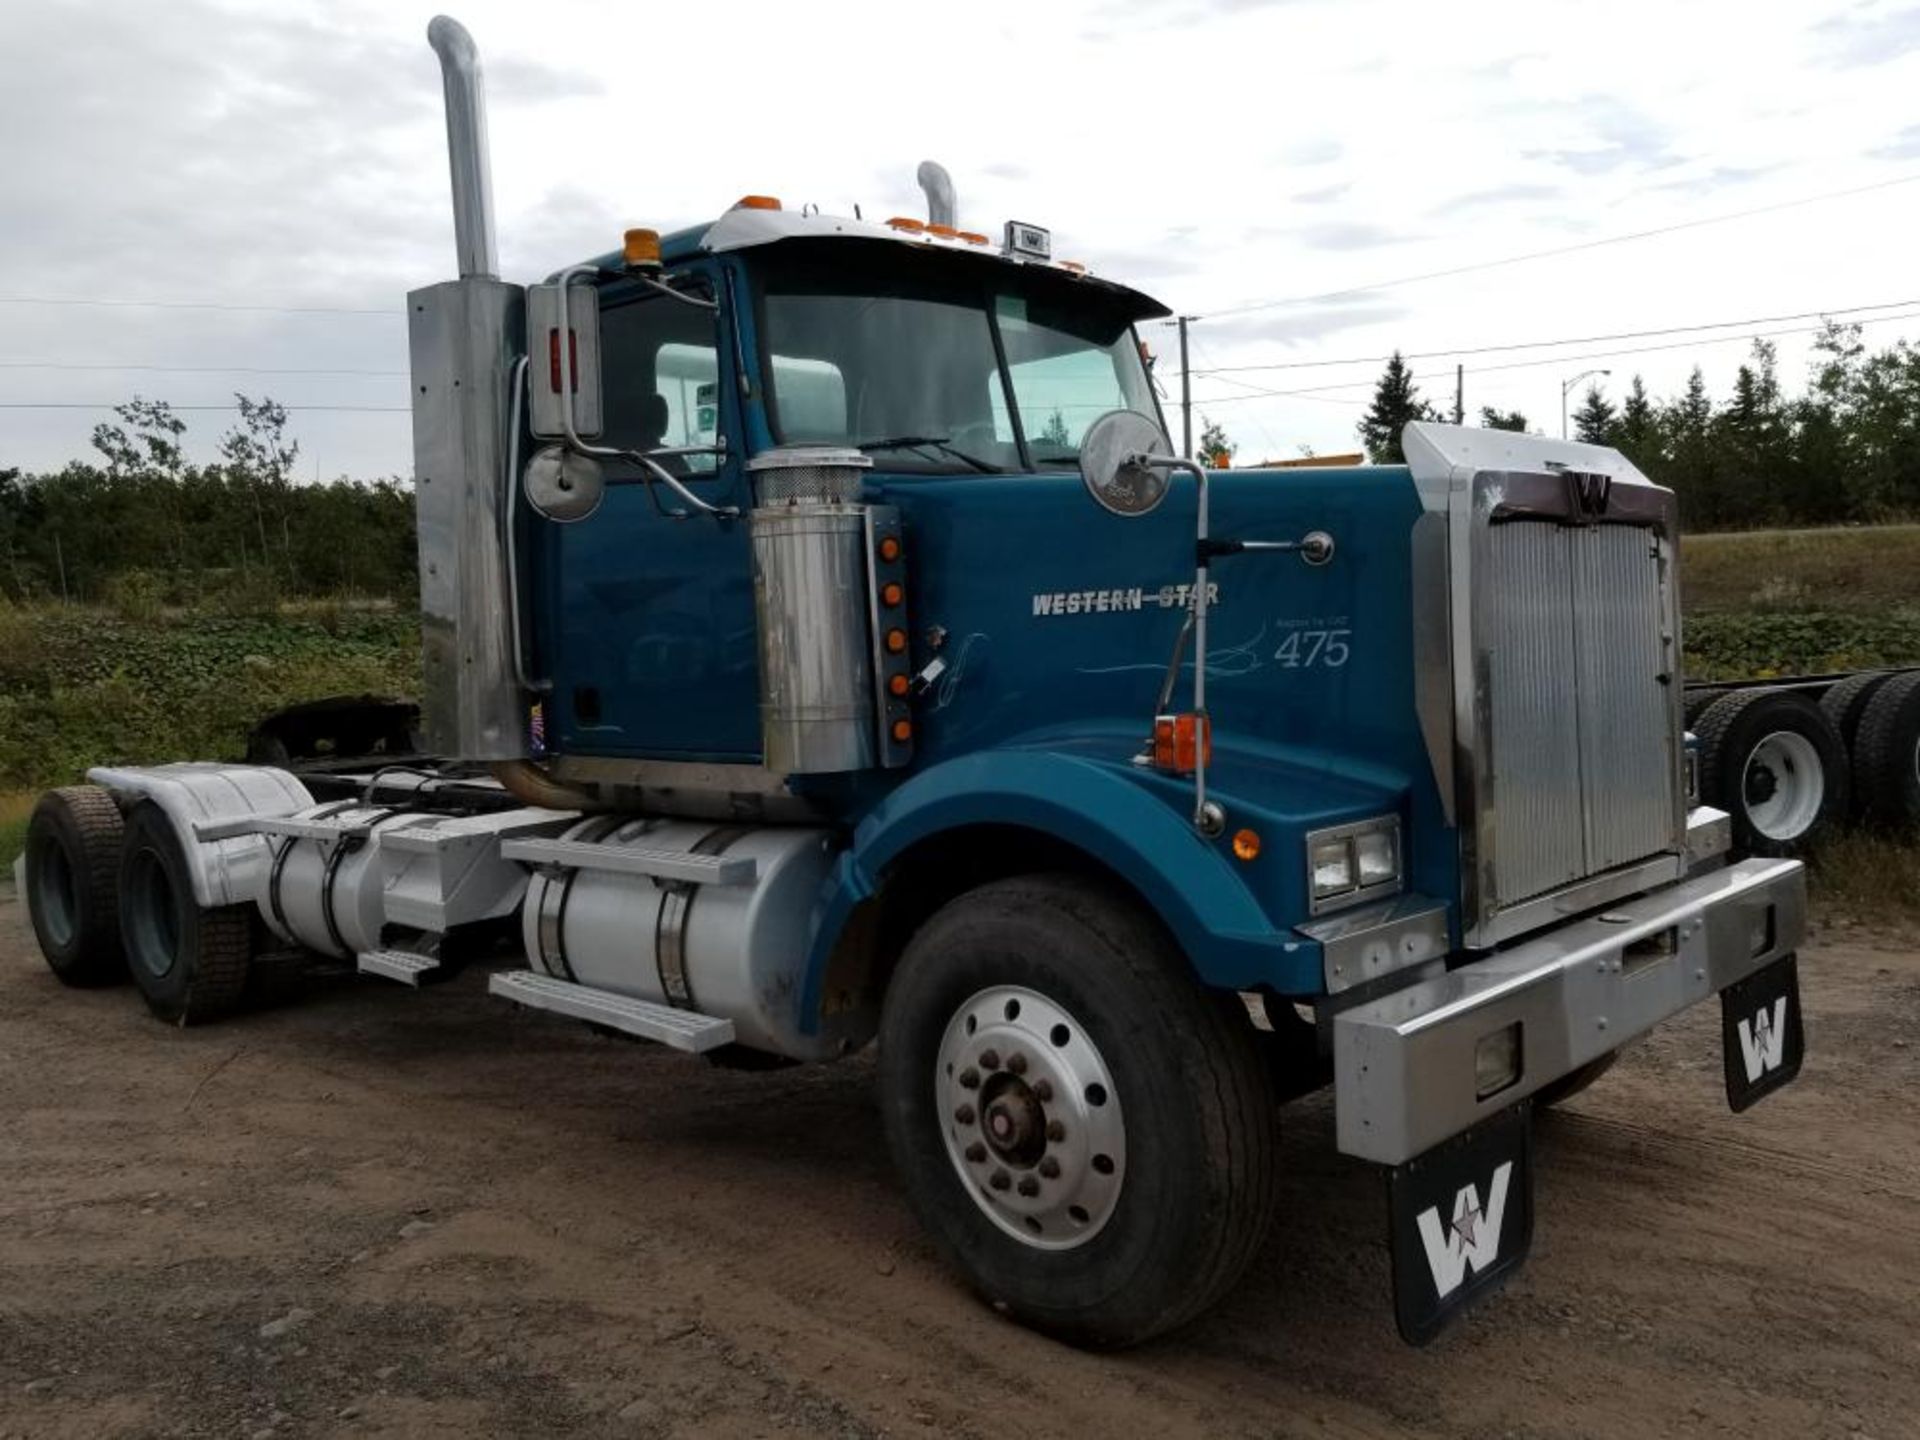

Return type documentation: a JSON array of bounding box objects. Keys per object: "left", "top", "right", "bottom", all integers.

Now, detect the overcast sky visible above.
[{"left": 3, "top": 0, "right": 1918, "bottom": 475}]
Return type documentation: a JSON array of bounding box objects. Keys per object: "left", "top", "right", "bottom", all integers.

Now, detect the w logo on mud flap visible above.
[
  {"left": 1415, "top": 1163, "right": 1512, "bottom": 1298},
  {"left": 1736, "top": 997, "right": 1790, "bottom": 1083}
]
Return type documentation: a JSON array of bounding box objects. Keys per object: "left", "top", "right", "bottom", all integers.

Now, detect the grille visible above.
[
  {"left": 747, "top": 447, "right": 870, "bottom": 506},
  {"left": 1484, "top": 521, "right": 1677, "bottom": 909}
]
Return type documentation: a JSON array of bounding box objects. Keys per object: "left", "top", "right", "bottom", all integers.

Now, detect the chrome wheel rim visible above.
[
  {"left": 935, "top": 985, "right": 1125, "bottom": 1251},
  {"left": 1742, "top": 730, "right": 1824, "bottom": 841}
]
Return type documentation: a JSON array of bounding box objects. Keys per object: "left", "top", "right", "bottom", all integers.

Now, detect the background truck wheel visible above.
[
  {"left": 1531, "top": 1050, "right": 1618, "bottom": 1109},
  {"left": 117, "top": 803, "right": 254, "bottom": 1025},
  {"left": 1695, "top": 688, "right": 1850, "bottom": 858},
  {"left": 23, "top": 785, "right": 128, "bottom": 987},
  {"left": 1819, "top": 671, "right": 1893, "bottom": 753},
  {"left": 878, "top": 873, "right": 1277, "bottom": 1349},
  {"left": 1851, "top": 671, "right": 1920, "bottom": 833}
]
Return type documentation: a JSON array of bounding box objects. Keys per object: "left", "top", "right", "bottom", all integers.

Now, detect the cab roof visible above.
[{"left": 577, "top": 204, "right": 1172, "bottom": 323}]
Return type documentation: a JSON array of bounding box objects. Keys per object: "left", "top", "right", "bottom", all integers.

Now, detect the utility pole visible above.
[
  {"left": 1453, "top": 364, "right": 1464, "bottom": 425},
  {"left": 1178, "top": 316, "right": 1193, "bottom": 458}
]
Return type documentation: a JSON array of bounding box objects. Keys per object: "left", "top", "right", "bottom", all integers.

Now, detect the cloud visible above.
[
  {"left": 982, "top": 162, "right": 1031, "bottom": 182},
  {"left": 1813, "top": 4, "right": 1920, "bottom": 66},
  {"left": 1440, "top": 182, "right": 1563, "bottom": 212},
  {"left": 1523, "top": 97, "right": 1682, "bottom": 176},
  {"left": 1290, "top": 182, "right": 1351, "bottom": 206},
  {"left": 1291, "top": 221, "right": 1421, "bottom": 251},
  {"left": 1649, "top": 163, "right": 1781, "bottom": 193},
  {"left": 1282, "top": 137, "right": 1344, "bottom": 167},
  {"left": 1202, "top": 296, "right": 1411, "bottom": 348},
  {"left": 1873, "top": 122, "right": 1920, "bottom": 159},
  {"left": 487, "top": 55, "right": 606, "bottom": 103}
]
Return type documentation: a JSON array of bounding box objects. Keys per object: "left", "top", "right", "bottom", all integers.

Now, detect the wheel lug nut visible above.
[
  {"left": 965, "top": 1142, "right": 987, "bottom": 1163},
  {"left": 1038, "top": 1156, "right": 1060, "bottom": 1179},
  {"left": 954, "top": 1104, "right": 976, "bottom": 1126},
  {"left": 1006, "top": 1052, "right": 1027, "bottom": 1075},
  {"left": 1031, "top": 1078, "right": 1053, "bottom": 1103},
  {"left": 990, "top": 1169, "right": 1011, "bottom": 1191},
  {"left": 958, "top": 1067, "right": 980, "bottom": 1090},
  {"left": 1046, "top": 1119, "right": 1066, "bottom": 1143},
  {"left": 980, "top": 1049, "right": 1000, "bottom": 1070},
  {"left": 1017, "top": 1175, "right": 1040, "bottom": 1197}
]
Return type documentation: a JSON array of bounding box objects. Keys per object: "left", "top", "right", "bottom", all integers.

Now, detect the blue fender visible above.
[{"left": 798, "top": 748, "right": 1325, "bottom": 1030}]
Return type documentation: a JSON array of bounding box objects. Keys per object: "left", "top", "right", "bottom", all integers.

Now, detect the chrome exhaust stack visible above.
[
  {"left": 409, "top": 16, "right": 526, "bottom": 762},
  {"left": 917, "top": 160, "right": 956, "bottom": 229},
  {"left": 426, "top": 15, "right": 498, "bottom": 280}
]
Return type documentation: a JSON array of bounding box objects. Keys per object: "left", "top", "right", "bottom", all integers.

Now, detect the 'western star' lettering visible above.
[{"left": 1031, "top": 583, "right": 1219, "bottom": 617}]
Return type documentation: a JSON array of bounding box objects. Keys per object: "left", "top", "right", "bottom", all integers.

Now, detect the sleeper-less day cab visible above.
[{"left": 19, "top": 17, "right": 1807, "bottom": 1345}]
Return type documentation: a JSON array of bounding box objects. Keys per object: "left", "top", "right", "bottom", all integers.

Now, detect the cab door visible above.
[{"left": 535, "top": 263, "right": 762, "bottom": 761}]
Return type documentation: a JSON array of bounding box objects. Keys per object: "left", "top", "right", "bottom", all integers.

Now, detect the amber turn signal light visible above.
[
  {"left": 885, "top": 629, "right": 908, "bottom": 654},
  {"left": 1152, "top": 713, "right": 1211, "bottom": 774},
  {"left": 892, "top": 718, "right": 913, "bottom": 743},
  {"left": 879, "top": 536, "right": 902, "bottom": 562},
  {"left": 882, "top": 581, "right": 904, "bottom": 606},
  {"left": 1232, "top": 829, "right": 1261, "bottom": 862},
  {"left": 888, "top": 674, "right": 910, "bottom": 697}
]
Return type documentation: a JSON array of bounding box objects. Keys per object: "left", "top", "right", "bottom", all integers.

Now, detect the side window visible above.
[
  {"left": 599, "top": 281, "right": 722, "bottom": 474},
  {"left": 993, "top": 294, "right": 1135, "bottom": 461}
]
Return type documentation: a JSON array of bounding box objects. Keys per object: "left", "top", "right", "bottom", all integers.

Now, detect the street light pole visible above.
[{"left": 1561, "top": 368, "right": 1613, "bottom": 439}]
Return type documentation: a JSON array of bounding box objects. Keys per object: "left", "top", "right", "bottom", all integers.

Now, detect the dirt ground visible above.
[{"left": 1, "top": 891, "right": 1916, "bottom": 1440}]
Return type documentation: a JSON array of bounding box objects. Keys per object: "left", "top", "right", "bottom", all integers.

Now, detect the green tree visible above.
[
  {"left": 1479, "top": 406, "right": 1530, "bottom": 433},
  {"left": 1572, "top": 385, "right": 1617, "bottom": 444},
  {"left": 1612, "top": 375, "right": 1663, "bottom": 468},
  {"left": 1037, "top": 408, "right": 1071, "bottom": 450},
  {"left": 1198, "top": 415, "right": 1236, "bottom": 468},
  {"left": 1357, "top": 352, "right": 1439, "bottom": 463}
]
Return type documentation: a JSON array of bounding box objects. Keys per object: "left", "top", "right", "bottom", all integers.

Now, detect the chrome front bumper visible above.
[{"left": 1333, "top": 856, "right": 1806, "bottom": 1165}]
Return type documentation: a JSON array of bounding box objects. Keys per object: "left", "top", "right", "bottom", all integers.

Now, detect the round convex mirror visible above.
[
  {"left": 1078, "top": 410, "right": 1173, "bottom": 517},
  {"left": 524, "top": 445, "right": 605, "bottom": 523}
]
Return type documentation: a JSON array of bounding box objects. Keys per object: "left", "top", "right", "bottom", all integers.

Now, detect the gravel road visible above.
[{"left": 1, "top": 893, "right": 1915, "bottom": 1439}]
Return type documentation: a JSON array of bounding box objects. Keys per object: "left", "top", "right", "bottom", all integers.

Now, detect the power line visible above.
[
  {"left": 1189, "top": 297, "right": 1920, "bottom": 375},
  {"left": 1187, "top": 308, "right": 1920, "bottom": 406},
  {"left": 1184, "top": 171, "right": 1920, "bottom": 321},
  {"left": 0, "top": 295, "right": 398, "bottom": 317},
  {"left": 0, "top": 360, "right": 404, "bottom": 377},
  {"left": 0, "top": 402, "right": 409, "bottom": 413}
]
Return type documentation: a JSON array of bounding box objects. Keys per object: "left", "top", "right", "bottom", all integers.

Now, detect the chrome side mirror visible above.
[
  {"left": 524, "top": 444, "right": 604, "bottom": 522},
  {"left": 1077, "top": 410, "right": 1174, "bottom": 517}
]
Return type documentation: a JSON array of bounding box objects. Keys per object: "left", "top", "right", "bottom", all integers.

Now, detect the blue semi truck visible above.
[{"left": 17, "top": 17, "right": 1812, "bottom": 1346}]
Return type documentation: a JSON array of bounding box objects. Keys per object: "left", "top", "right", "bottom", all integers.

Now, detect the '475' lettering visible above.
[{"left": 1274, "top": 628, "right": 1351, "bottom": 668}]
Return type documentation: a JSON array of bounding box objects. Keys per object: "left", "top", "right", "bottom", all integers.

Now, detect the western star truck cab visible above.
[{"left": 17, "top": 17, "right": 1807, "bottom": 1346}]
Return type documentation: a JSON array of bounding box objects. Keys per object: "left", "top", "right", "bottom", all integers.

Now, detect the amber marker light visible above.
[
  {"left": 887, "top": 216, "right": 927, "bottom": 232},
  {"left": 886, "top": 628, "right": 908, "bottom": 654},
  {"left": 889, "top": 674, "right": 910, "bottom": 697},
  {"left": 734, "top": 194, "right": 782, "bottom": 210},
  {"left": 1232, "top": 829, "right": 1261, "bottom": 862},
  {"left": 879, "top": 536, "right": 902, "bottom": 562},
  {"left": 882, "top": 581, "right": 904, "bottom": 606},
  {"left": 623, "top": 227, "right": 662, "bottom": 268},
  {"left": 892, "top": 719, "right": 913, "bottom": 743}
]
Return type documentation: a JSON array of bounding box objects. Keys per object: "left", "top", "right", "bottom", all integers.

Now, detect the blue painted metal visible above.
[{"left": 520, "top": 244, "right": 1457, "bottom": 1009}]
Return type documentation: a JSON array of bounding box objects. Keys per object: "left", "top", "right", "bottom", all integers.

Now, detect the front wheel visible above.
[{"left": 878, "top": 874, "right": 1277, "bottom": 1349}]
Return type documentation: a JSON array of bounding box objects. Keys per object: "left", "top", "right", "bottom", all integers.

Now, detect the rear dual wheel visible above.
[
  {"left": 879, "top": 874, "right": 1277, "bottom": 1349},
  {"left": 1695, "top": 688, "right": 1850, "bottom": 858},
  {"left": 1852, "top": 672, "right": 1920, "bottom": 833},
  {"left": 24, "top": 786, "right": 127, "bottom": 987},
  {"left": 117, "top": 803, "right": 254, "bottom": 1025}
]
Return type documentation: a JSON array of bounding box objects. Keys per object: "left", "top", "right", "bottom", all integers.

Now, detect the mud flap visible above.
[
  {"left": 1721, "top": 953, "right": 1804, "bottom": 1113},
  {"left": 1387, "top": 1102, "right": 1534, "bottom": 1346}
]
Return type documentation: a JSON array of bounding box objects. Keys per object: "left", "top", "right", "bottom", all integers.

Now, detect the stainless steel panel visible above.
[
  {"left": 1485, "top": 523, "right": 1584, "bottom": 904},
  {"left": 751, "top": 504, "right": 878, "bottom": 774},
  {"left": 1334, "top": 856, "right": 1805, "bottom": 1164},
  {"left": 1575, "top": 525, "right": 1676, "bottom": 872},
  {"left": 410, "top": 278, "right": 528, "bottom": 761}
]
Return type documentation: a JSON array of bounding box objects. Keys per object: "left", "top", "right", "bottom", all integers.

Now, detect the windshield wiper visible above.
[{"left": 854, "top": 434, "right": 1000, "bottom": 474}]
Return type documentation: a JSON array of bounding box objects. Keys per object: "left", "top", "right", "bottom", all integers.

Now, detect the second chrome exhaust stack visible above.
[{"left": 426, "top": 15, "right": 498, "bottom": 280}]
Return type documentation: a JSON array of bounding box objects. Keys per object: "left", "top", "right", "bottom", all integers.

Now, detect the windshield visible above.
[{"left": 756, "top": 245, "right": 1161, "bottom": 474}]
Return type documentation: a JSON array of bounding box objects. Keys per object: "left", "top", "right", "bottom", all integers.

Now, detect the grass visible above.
[
  {"left": 1807, "top": 831, "right": 1920, "bottom": 925},
  {"left": 0, "top": 791, "right": 31, "bottom": 876}
]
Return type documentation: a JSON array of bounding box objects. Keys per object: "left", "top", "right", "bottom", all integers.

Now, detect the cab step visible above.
[
  {"left": 499, "top": 836, "right": 756, "bottom": 888},
  {"left": 487, "top": 970, "right": 736, "bottom": 1052},
  {"left": 358, "top": 950, "right": 441, "bottom": 986}
]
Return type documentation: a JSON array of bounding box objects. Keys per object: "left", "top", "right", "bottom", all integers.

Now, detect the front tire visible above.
[
  {"left": 878, "top": 873, "right": 1277, "bottom": 1348},
  {"left": 117, "top": 803, "right": 254, "bottom": 1025}
]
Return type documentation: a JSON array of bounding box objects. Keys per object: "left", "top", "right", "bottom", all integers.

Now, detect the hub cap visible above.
[
  {"left": 1742, "top": 730, "right": 1824, "bottom": 841},
  {"left": 935, "top": 985, "right": 1126, "bottom": 1251}
]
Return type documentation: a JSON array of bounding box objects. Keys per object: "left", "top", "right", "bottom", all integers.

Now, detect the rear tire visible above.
[
  {"left": 117, "top": 803, "right": 254, "bottom": 1025},
  {"left": 23, "top": 786, "right": 127, "bottom": 987},
  {"left": 878, "top": 873, "right": 1277, "bottom": 1349},
  {"left": 1852, "top": 672, "right": 1920, "bottom": 833},
  {"left": 1819, "top": 671, "right": 1892, "bottom": 754},
  {"left": 1695, "top": 688, "right": 1850, "bottom": 858}
]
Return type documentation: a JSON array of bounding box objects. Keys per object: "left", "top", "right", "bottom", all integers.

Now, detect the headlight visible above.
[{"left": 1304, "top": 816, "right": 1403, "bottom": 913}]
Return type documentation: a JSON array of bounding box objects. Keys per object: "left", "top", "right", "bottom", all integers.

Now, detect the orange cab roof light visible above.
[
  {"left": 958, "top": 230, "right": 990, "bottom": 245},
  {"left": 622, "top": 227, "right": 662, "bottom": 268},
  {"left": 887, "top": 216, "right": 927, "bottom": 233},
  {"left": 733, "top": 194, "right": 782, "bottom": 211},
  {"left": 1059, "top": 259, "right": 1088, "bottom": 274},
  {"left": 927, "top": 222, "right": 958, "bottom": 239}
]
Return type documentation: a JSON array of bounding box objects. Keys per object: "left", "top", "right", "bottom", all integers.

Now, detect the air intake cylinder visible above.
[{"left": 748, "top": 449, "right": 877, "bottom": 774}]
